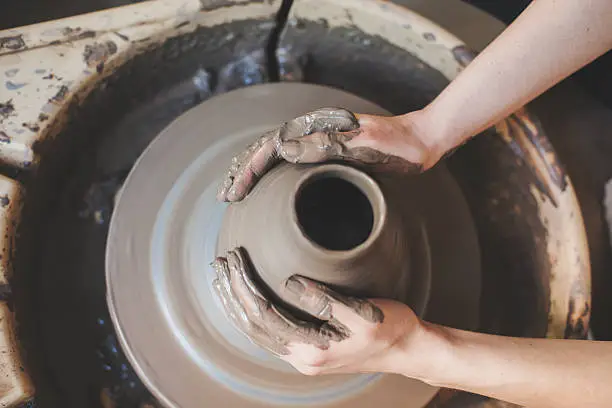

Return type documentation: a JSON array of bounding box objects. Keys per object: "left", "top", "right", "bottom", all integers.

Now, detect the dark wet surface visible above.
[{"left": 296, "top": 177, "right": 374, "bottom": 251}]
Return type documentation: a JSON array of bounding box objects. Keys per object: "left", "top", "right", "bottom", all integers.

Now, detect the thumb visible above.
[{"left": 278, "top": 130, "right": 359, "bottom": 163}]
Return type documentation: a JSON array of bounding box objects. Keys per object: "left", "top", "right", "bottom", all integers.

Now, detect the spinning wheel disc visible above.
[{"left": 106, "top": 83, "right": 481, "bottom": 407}]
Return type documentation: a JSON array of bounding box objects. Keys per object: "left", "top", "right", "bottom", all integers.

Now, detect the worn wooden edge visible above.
[
  {"left": 0, "top": 0, "right": 280, "bottom": 169},
  {"left": 286, "top": 0, "right": 465, "bottom": 80},
  {"left": 604, "top": 179, "right": 612, "bottom": 263},
  {"left": 0, "top": 175, "right": 33, "bottom": 406}
]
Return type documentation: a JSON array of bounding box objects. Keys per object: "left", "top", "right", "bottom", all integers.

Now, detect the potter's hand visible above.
[
  {"left": 212, "top": 247, "right": 419, "bottom": 375},
  {"left": 217, "top": 108, "right": 442, "bottom": 202}
]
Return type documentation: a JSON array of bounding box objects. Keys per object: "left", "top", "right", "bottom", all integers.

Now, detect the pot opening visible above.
[{"left": 295, "top": 174, "right": 374, "bottom": 251}]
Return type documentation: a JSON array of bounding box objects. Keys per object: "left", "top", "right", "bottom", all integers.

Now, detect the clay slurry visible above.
[{"left": 295, "top": 176, "right": 374, "bottom": 251}]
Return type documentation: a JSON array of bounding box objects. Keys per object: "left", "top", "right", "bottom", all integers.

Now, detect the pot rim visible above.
[{"left": 289, "top": 163, "right": 388, "bottom": 260}]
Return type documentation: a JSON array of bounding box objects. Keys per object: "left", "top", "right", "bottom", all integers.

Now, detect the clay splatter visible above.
[
  {"left": 83, "top": 41, "right": 118, "bottom": 73},
  {"left": 5, "top": 81, "right": 27, "bottom": 90},
  {"left": 0, "top": 35, "right": 25, "bottom": 51},
  {"left": 200, "top": 0, "right": 266, "bottom": 12},
  {"left": 114, "top": 32, "right": 130, "bottom": 42},
  {"left": 22, "top": 122, "right": 40, "bottom": 132},
  {"left": 0, "top": 100, "right": 15, "bottom": 120},
  {"left": 451, "top": 45, "right": 477, "bottom": 68},
  {"left": 422, "top": 32, "right": 436, "bottom": 42},
  {"left": 0, "top": 195, "right": 10, "bottom": 208},
  {"left": 77, "top": 30, "right": 96, "bottom": 40},
  {"left": 4, "top": 69, "right": 19, "bottom": 78},
  {"left": 0, "top": 132, "right": 10, "bottom": 144},
  {"left": 49, "top": 85, "right": 69, "bottom": 104},
  {"left": 0, "top": 284, "right": 11, "bottom": 301},
  {"left": 43, "top": 73, "right": 62, "bottom": 80},
  {"left": 61, "top": 27, "right": 81, "bottom": 36}
]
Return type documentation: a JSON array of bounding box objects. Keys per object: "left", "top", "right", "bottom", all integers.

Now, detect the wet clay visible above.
[
  {"left": 107, "top": 83, "right": 481, "bottom": 408},
  {"left": 217, "top": 162, "right": 418, "bottom": 307},
  {"left": 211, "top": 248, "right": 354, "bottom": 357}
]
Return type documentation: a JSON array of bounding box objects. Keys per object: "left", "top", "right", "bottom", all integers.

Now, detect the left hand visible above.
[{"left": 212, "top": 247, "right": 421, "bottom": 375}]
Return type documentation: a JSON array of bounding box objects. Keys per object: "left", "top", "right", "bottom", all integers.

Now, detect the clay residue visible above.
[
  {"left": 0, "top": 284, "right": 10, "bottom": 301},
  {"left": 199, "top": 0, "right": 266, "bottom": 12},
  {"left": 0, "top": 132, "right": 10, "bottom": 144},
  {"left": 0, "top": 194, "right": 10, "bottom": 208},
  {"left": 496, "top": 108, "right": 568, "bottom": 206},
  {"left": 61, "top": 26, "right": 81, "bottom": 36},
  {"left": 0, "top": 35, "right": 25, "bottom": 51},
  {"left": 21, "top": 122, "right": 40, "bottom": 133},
  {"left": 43, "top": 72, "right": 63, "bottom": 81},
  {"left": 49, "top": 85, "right": 69, "bottom": 104},
  {"left": 0, "top": 100, "right": 15, "bottom": 122},
  {"left": 83, "top": 41, "right": 118, "bottom": 73},
  {"left": 451, "top": 45, "right": 477, "bottom": 68},
  {"left": 4, "top": 68, "right": 18, "bottom": 78},
  {"left": 5, "top": 81, "right": 27, "bottom": 90}
]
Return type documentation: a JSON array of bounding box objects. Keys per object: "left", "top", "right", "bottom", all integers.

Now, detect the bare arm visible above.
[
  {"left": 218, "top": 0, "right": 612, "bottom": 202},
  {"left": 416, "top": 0, "right": 612, "bottom": 154},
  {"left": 403, "top": 323, "right": 612, "bottom": 408},
  {"left": 213, "top": 251, "right": 612, "bottom": 408},
  {"left": 214, "top": 1, "right": 612, "bottom": 406}
]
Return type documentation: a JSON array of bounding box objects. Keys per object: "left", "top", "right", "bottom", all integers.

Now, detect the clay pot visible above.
[{"left": 216, "top": 162, "right": 415, "bottom": 306}]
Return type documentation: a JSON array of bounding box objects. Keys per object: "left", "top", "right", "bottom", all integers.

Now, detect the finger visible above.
[
  {"left": 226, "top": 249, "right": 262, "bottom": 315},
  {"left": 283, "top": 276, "right": 384, "bottom": 324},
  {"left": 226, "top": 250, "right": 347, "bottom": 349},
  {"left": 279, "top": 130, "right": 360, "bottom": 163},
  {"left": 211, "top": 257, "right": 250, "bottom": 328},
  {"left": 270, "top": 302, "right": 346, "bottom": 349},
  {"left": 289, "top": 108, "right": 359, "bottom": 136},
  {"left": 217, "top": 129, "right": 281, "bottom": 202},
  {"left": 282, "top": 275, "right": 334, "bottom": 320},
  {"left": 214, "top": 279, "right": 291, "bottom": 356},
  {"left": 326, "top": 290, "right": 385, "bottom": 324},
  {"left": 277, "top": 107, "right": 359, "bottom": 163}
]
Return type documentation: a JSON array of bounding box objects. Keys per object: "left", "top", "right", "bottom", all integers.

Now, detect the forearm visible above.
[
  {"left": 401, "top": 322, "right": 612, "bottom": 408},
  {"left": 411, "top": 0, "right": 612, "bottom": 153}
]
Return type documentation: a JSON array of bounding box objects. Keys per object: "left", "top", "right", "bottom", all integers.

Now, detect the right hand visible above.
[{"left": 217, "top": 108, "right": 445, "bottom": 202}]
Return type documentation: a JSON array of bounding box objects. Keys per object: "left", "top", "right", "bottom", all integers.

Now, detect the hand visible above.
[
  {"left": 212, "top": 247, "right": 421, "bottom": 375},
  {"left": 217, "top": 108, "right": 443, "bottom": 202}
]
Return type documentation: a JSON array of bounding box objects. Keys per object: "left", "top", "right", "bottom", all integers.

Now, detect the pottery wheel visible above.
[{"left": 107, "top": 83, "right": 481, "bottom": 408}]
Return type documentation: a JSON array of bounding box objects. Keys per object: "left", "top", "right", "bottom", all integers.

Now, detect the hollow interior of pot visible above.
[{"left": 293, "top": 167, "right": 382, "bottom": 252}]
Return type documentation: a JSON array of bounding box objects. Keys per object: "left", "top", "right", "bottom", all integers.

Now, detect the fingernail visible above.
[
  {"left": 280, "top": 140, "right": 303, "bottom": 161},
  {"left": 283, "top": 276, "right": 305, "bottom": 297},
  {"left": 227, "top": 186, "right": 241, "bottom": 202}
]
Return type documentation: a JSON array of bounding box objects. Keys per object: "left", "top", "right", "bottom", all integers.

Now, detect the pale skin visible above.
[{"left": 213, "top": 1, "right": 612, "bottom": 407}]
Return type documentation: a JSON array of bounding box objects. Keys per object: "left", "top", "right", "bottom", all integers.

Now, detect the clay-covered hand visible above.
[
  {"left": 212, "top": 247, "right": 420, "bottom": 375},
  {"left": 217, "top": 108, "right": 443, "bottom": 201}
]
